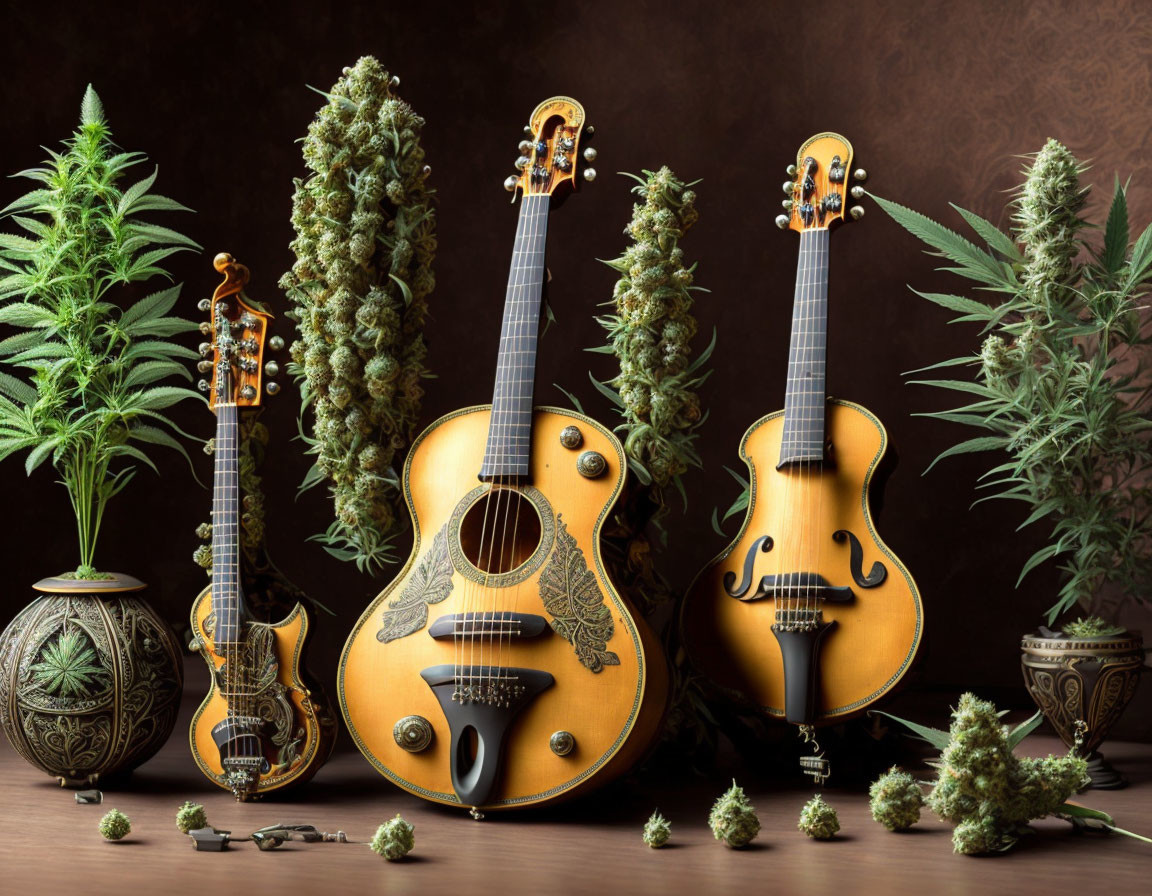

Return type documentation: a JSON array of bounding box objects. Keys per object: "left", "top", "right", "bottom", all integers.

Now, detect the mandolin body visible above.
[
  {"left": 189, "top": 592, "right": 337, "bottom": 797},
  {"left": 339, "top": 405, "right": 668, "bottom": 810},
  {"left": 681, "top": 400, "right": 922, "bottom": 722}
]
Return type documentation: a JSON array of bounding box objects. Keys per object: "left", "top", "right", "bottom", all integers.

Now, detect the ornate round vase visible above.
[
  {"left": 1020, "top": 629, "right": 1144, "bottom": 789},
  {"left": 0, "top": 574, "right": 183, "bottom": 786}
]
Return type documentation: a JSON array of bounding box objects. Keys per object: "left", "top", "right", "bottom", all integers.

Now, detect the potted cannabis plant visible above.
[
  {"left": 874, "top": 139, "right": 1150, "bottom": 787},
  {"left": 0, "top": 86, "right": 200, "bottom": 785}
]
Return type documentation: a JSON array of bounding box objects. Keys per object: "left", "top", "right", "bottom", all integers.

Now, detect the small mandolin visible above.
[
  {"left": 338, "top": 98, "right": 668, "bottom": 814},
  {"left": 188, "top": 254, "right": 336, "bottom": 800},
  {"left": 681, "top": 134, "right": 922, "bottom": 729}
]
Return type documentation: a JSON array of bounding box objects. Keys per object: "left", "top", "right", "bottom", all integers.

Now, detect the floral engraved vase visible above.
[{"left": 0, "top": 574, "right": 183, "bottom": 786}]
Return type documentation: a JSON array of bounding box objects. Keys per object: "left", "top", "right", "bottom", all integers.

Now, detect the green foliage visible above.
[
  {"left": 0, "top": 85, "right": 201, "bottom": 576},
  {"left": 868, "top": 766, "right": 924, "bottom": 832},
  {"left": 281, "top": 57, "right": 436, "bottom": 574},
  {"left": 593, "top": 167, "right": 711, "bottom": 497},
  {"left": 369, "top": 813, "right": 414, "bottom": 861},
  {"left": 30, "top": 630, "right": 104, "bottom": 697},
  {"left": 642, "top": 810, "right": 671, "bottom": 848},
  {"left": 708, "top": 779, "right": 760, "bottom": 848},
  {"left": 874, "top": 138, "right": 1152, "bottom": 625},
  {"left": 797, "top": 794, "right": 840, "bottom": 840},
  {"left": 98, "top": 808, "right": 131, "bottom": 841},
  {"left": 1061, "top": 615, "right": 1127, "bottom": 637},
  {"left": 175, "top": 801, "right": 208, "bottom": 834}
]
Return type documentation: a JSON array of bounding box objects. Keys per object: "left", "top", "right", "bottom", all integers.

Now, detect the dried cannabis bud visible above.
[
  {"left": 642, "top": 810, "right": 671, "bottom": 848},
  {"left": 798, "top": 794, "right": 840, "bottom": 840},
  {"left": 1062, "top": 616, "right": 1126, "bottom": 638},
  {"left": 175, "top": 801, "right": 208, "bottom": 835},
  {"left": 868, "top": 766, "right": 924, "bottom": 832},
  {"left": 99, "top": 808, "right": 131, "bottom": 841},
  {"left": 281, "top": 56, "right": 436, "bottom": 572},
  {"left": 597, "top": 167, "right": 710, "bottom": 492},
  {"left": 370, "top": 814, "right": 414, "bottom": 861},
  {"left": 708, "top": 779, "right": 760, "bottom": 848}
]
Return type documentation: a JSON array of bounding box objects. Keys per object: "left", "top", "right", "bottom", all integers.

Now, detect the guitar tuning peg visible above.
[
  {"left": 523, "top": 125, "right": 533, "bottom": 136},
  {"left": 504, "top": 176, "right": 519, "bottom": 192},
  {"left": 197, "top": 379, "right": 211, "bottom": 392},
  {"left": 582, "top": 147, "right": 597, "bottom": 162},
  {"left": 775, "top": 214, "right": 791, "bottom": 229},
  {"left": 198, "top": 342, "right": 212, "bottom": 357},
  {"left": 786, "top": 164, "right": 798, "bottom": 177},
  {"left": 390, "top": 75, "right": 400, "bottom": 88},
  {"left": 584, "top": 125, "right": 595, "bottom": 137},
  {"left": 268, "top": 335, "right": 285, "bottom": 352},
  {"left": 197, "top": 298, "right": 211, "bottom": 313},
  {"left": 850, "top": 206, "right": 865, "bottom": 220},
  {"left": 199, "top": 322, "right": 212, "bottom": 335},
  {"left": 265, "top": 360, "right": 280, "bottom": 377},
  {"left": 782, "top": 181, "right": 795, "bottom": 194},
  {"left": 518, "top": 140, "right": 532, "bottom": 155},
  {"left": 853, "top": 168, "right": 868, "bottom": 182},
  {"left": 583, "top": 168, "right": 597, "bottom": 183},
  {"left": 782, "top": 199, "right": 794, "bottom": 210},
  {"left": 197, "top": 360, "right": 212, "bottom": 373},
  {"left": 266, "top": 381, "right": 281, "bottom": 396},
  {"left": 850, "top": 185, "right": 865, "bottom": 199},
  {"left": 515, "top": 156, "right": 531, "bottom": 170}
]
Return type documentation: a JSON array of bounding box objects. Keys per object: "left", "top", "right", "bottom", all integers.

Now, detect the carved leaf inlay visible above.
[{"left": 377, "top": 525, "right": 454, "bottom": 643}]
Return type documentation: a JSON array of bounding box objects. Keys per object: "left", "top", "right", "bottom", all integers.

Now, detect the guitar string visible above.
[
  {"left": 811, "top": 222, "right": 830, "bottom": 631},
  {"left": 782, "top": 221, "right": 808, "bottom": 624}
]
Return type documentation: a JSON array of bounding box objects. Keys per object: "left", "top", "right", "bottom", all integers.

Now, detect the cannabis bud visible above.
[
  {"left": 797, "top": 794, "right": 840, "bottom": 840},
  {"left": 642, "top": 810, "right": 671, "bottom": 848},
  {"left": 175, "top": 801, "right": 208, "bottom": 835},
  {"left": 868, "top": 767, "right": 924, "bottom": 832},
  {"left": 708, "top": 779, "right": 760, "bottom": 848},
  {"left": 1061, "top": 616, "right": 1126, "bottom": 638},
  {"left": 193, "top": 544, "right": 212, "bottom": 570},
  {"left": 99, "top": 808, "right": 131, "bottom": 841},
  {"left": 370, "top": 814, "right": 414, "bottom": 861}
]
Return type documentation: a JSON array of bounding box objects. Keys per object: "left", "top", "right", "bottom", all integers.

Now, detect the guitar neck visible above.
[
  {"left": 779, "top": 228, "right": 830, "bottom": 468},
  {"left": 479, "top": 192, "right": 550, "bottom": 481},
  {"left": 211, "top": 398, "right": 244, "bottom": 642}
]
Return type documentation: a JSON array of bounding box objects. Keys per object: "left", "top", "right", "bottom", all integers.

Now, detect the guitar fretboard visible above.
[
  {"left": 779, "top": 228, "right": 830, "bottom": 467},
  {"left": 211, "top": 394, "right": 242, "bottom": 643},
  {"left": 479, "top": 193, "right": 550, "bottom": 481}
]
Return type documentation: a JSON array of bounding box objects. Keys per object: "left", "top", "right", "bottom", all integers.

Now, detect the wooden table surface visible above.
[{"left": 2, "top": 661, "right": 1149, "bottom": 895}]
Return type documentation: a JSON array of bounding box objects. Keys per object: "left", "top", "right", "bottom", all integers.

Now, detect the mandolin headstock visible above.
[
  {"left": 503, "top": 96, "right": 596, "bottom": 203},
  {"left": 776, "top": 133, "right": 867, "bottom": 234},
  {"left": 196, "top": 253, "right": 281, "bottom": 411}
]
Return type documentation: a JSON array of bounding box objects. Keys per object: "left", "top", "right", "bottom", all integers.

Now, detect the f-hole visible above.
[
  {"left": 459, "top": 487, "right": 542, "bottom": 574},
  {"left": 458, "top": 726, "right": 482, "bottom": 774}
]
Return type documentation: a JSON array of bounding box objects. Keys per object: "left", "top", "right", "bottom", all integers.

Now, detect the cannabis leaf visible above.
[{"left": 31, "top": 630, "right": 106, "bottom": 698}]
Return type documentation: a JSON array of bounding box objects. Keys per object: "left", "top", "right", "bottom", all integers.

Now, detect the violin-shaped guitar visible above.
[
  {"left": 339, "top": 98, "right": 668, "bottom": 814},
  {"left": 681, "top": 134, "right": 922, "bottom": 726},
  {"left": 188, "top": 254, "right": 337, "bottom": 800}
]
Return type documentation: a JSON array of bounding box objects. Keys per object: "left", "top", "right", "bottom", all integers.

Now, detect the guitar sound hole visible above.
[{"left": 459, "top": 488, "right": 542, "bottom": 575}]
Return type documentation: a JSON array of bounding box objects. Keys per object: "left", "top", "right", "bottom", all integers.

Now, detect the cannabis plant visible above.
[
  {"left": 0, "top": 86, "right": 200, "bottom": 578},
  {"left": 874, "top": 139, "right": 1152, "bottom": 624},
  {"left": 281, "top": 57, "right": 436, "bottom": 573}
]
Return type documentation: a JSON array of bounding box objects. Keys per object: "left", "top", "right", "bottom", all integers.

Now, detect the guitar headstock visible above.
[
  {"left": 195, "top": 253, "right": 283, "bottom": 411},
  {"left": 776, "top": 133, "right": 867, "bottom": 234},
  {"left": 503, "top": 96, "right": 596, "bottom": 202}
]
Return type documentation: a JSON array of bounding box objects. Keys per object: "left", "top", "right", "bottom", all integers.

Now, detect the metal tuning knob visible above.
[
  {"left": 515, "top": 156, "right": 531, "bottom": 170},
  {"left": 853, "top": 168, "right": 868, "bottom": 182},
  {"left": 265, "top": 360, "right": 279, "bottom": 377},
  {"left": 240, "top": 385, "right": 256, "bottom": 400},
  {"left": 197, "top": 298, "right": 211, "bottom": 313},
  {"left": 197, "top": 379, "right": 211, "bottom": 392},
  {"left": 583, "top": 168, "right": 597, "bottom": 183},
  {"left": 775, "top": 214, "right": 791, "bottom": 229},
  {"left": 523, "top": 125, "right": 533, "bottom": 136},
  {"left": 850, "top": 185, "right": 865, "bottom": 199},
  {"left": 850, "top": 206, "right": 865, "bottom": 220},
  {"left": 198, "top": 321, "right": 212, "bottom": 335},
  {"left": 504, "top": 175, "right": 518, "bottom": 192},
  {"left": 394, "top": 716, "right": 433, "bottom": 753},
  {"left": 583, "top": 146, "right": 597, "bottom": 162},
  {"left": 198, "top": 342, "right": 212, "bottom": 357},
  {"left": 550, "top": 731, "right": 575, "bottom": 756},
  {"left": 782, "top": 198, "right": 794, "bottom": 210},
  {"left": 240, "top": 313, "right": 257, "bottom": 329},
  {"left": 518, "top": 139, "right": 532, "bottom": 155},
  {"left": 782, "top": 180, "right": 795, "bottom": 194},
  {"left": 197, "top": 360, "right": 212, "bottom": 374},
  {"left": 786, "top": 164, "right": 798, "bottom": 177},
  {"left": 576, "top": 450, "right": 607, "bottom": 478},
  {"left": 584, "top": 125, "right": 595, "bottom": 137},
  {"left": 268, "top": 335, "right": 285, "bottom": 352},
  {"left": 266, "top": 381, "right": 281, "bottom": 396},
  {"left": 559, "top": 425, "right": 583, "bottom": 449}
]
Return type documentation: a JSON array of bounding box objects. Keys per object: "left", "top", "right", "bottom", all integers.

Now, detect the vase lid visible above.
[{"left": 33, "top": 573, "right": 146, "bottom": 593}]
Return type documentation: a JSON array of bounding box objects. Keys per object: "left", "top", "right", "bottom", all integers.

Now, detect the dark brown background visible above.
[{"left": 2, "top": 0, "right": 1150, "bottom": 724}]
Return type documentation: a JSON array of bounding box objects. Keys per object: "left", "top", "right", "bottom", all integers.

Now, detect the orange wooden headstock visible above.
[
  {"left": 778, "top": 133, "right": 867, "bottom": 234},
  {"left": 201, "top": 253, "right": 273, "bottom": 411},
  {"left": 504, "top": 96, "right": 595, "bottom": 201}
]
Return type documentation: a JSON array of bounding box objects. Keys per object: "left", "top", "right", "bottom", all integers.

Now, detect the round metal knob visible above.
[
  {"left": 265, "top": 360, "right": 279, "bottom": 377},
  {"left": 559, "top": 425, "right": 583, "bottom": 449},
  {"left": 775, "top": 214, "right": 791, "bottom": 229},
  {"left": 584, "top": 125, "right": 595, "bottom": 136},
  {"left": 577, "top": 450, "right": 607, "bottom": 478},
  {"left": 786, "top": 164, "right": 798, "bottom": 177},
  {"left": 197, "top": 360, "right": 213, "bottom": 373},
  {"left": 515, "top": 156, "right": 531, "bottom": 170},
  {"left": 782, "top": 180, "right": 795, "bottom": 194},
  {"left": 240, "top": 385, "right": 256, "bottom": 400},
  {"left": 197, "top": 298, "right": 211, "bottom": 313},
  {"left": 853, "top": 168, "right": 868, "bottom": 182},
  {"left": 394, "top": 715, "right": 433, "bottom": 753},
  {"left": 266, "top": 381, "right": 281, "bottom": 396},
  {"left": 583, "top": 146, "right": 597, "bottom": 162},
  {"left": 523, "top": 125, "right": 534, "bottom": 136},
  {"left": 268, "top": 335, "right": 285, "bottom": 352},
  {"left": 850, "top": 205, "right": 865, "bottom": 220},
  {"left": 583, "top": 168, "right": 597, "bottom": 183},
  {"left": 198, "top": 342, "right": 212, "bottom": 357},
  {"left": 850, "top": 185, "right": 865, "bottom": 200},
  {"left": 199, "top": 322, "right": 212, "bottom": 335},
  {"left": 197, "top": 379, "right": 210, "bottom": 392},
  {"left": 518, "top": 140, "right": 532, "bottom": 155},
  {"left": 782, "top": 199, "right": 794, "bottom": 210},
  {"left": 504, "top": 175, "right": 519, "bottom": 192},
  {"left": 550, "top": 731, "right": 575, "bottom": 756}
]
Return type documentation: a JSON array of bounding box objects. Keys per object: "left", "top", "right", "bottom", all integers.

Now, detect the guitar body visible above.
[
  {"left": 339, "top": 405, "right": 668, "bottom": 810},
  {"left": 189, "top": 590, "right": 337, "bottom": 796},
  {"left": 682, "top": 400, "right": 922, "bottom": 721}
]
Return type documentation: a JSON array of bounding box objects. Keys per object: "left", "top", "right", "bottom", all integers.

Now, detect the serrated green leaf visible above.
[
  {"left": 1007, "top": 709, "right": 1044, "bottom": 748},
  {"left": 0, "top": 302, "right": 56, "bottom": 328},
  {"left": 924, "top": 435, "right": 1010, "bottom": 473},
  {"left": 119, "top": 284, "right": 181, "bottom": 327},
  {"left": 1102, "top": 178, "right": 1129, "bottom": 277},
  {"left": 870, "top": 710, "right": 951, "bottom": 751}
]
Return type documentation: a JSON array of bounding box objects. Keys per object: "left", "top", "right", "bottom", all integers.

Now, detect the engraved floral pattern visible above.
[{"left": 377, "top": 525, "right": 454, "bottom": 643}]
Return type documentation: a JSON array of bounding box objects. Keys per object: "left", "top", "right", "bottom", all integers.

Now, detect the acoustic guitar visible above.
[
  {"left": 338, "top": 97, "right": 668, "bottom": 815},
  {"left": 681, "top": 134, "right": 922, "bottom": 729},
  {"left": 189, "top": 253, "right": 337, "bottom": 800}
]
